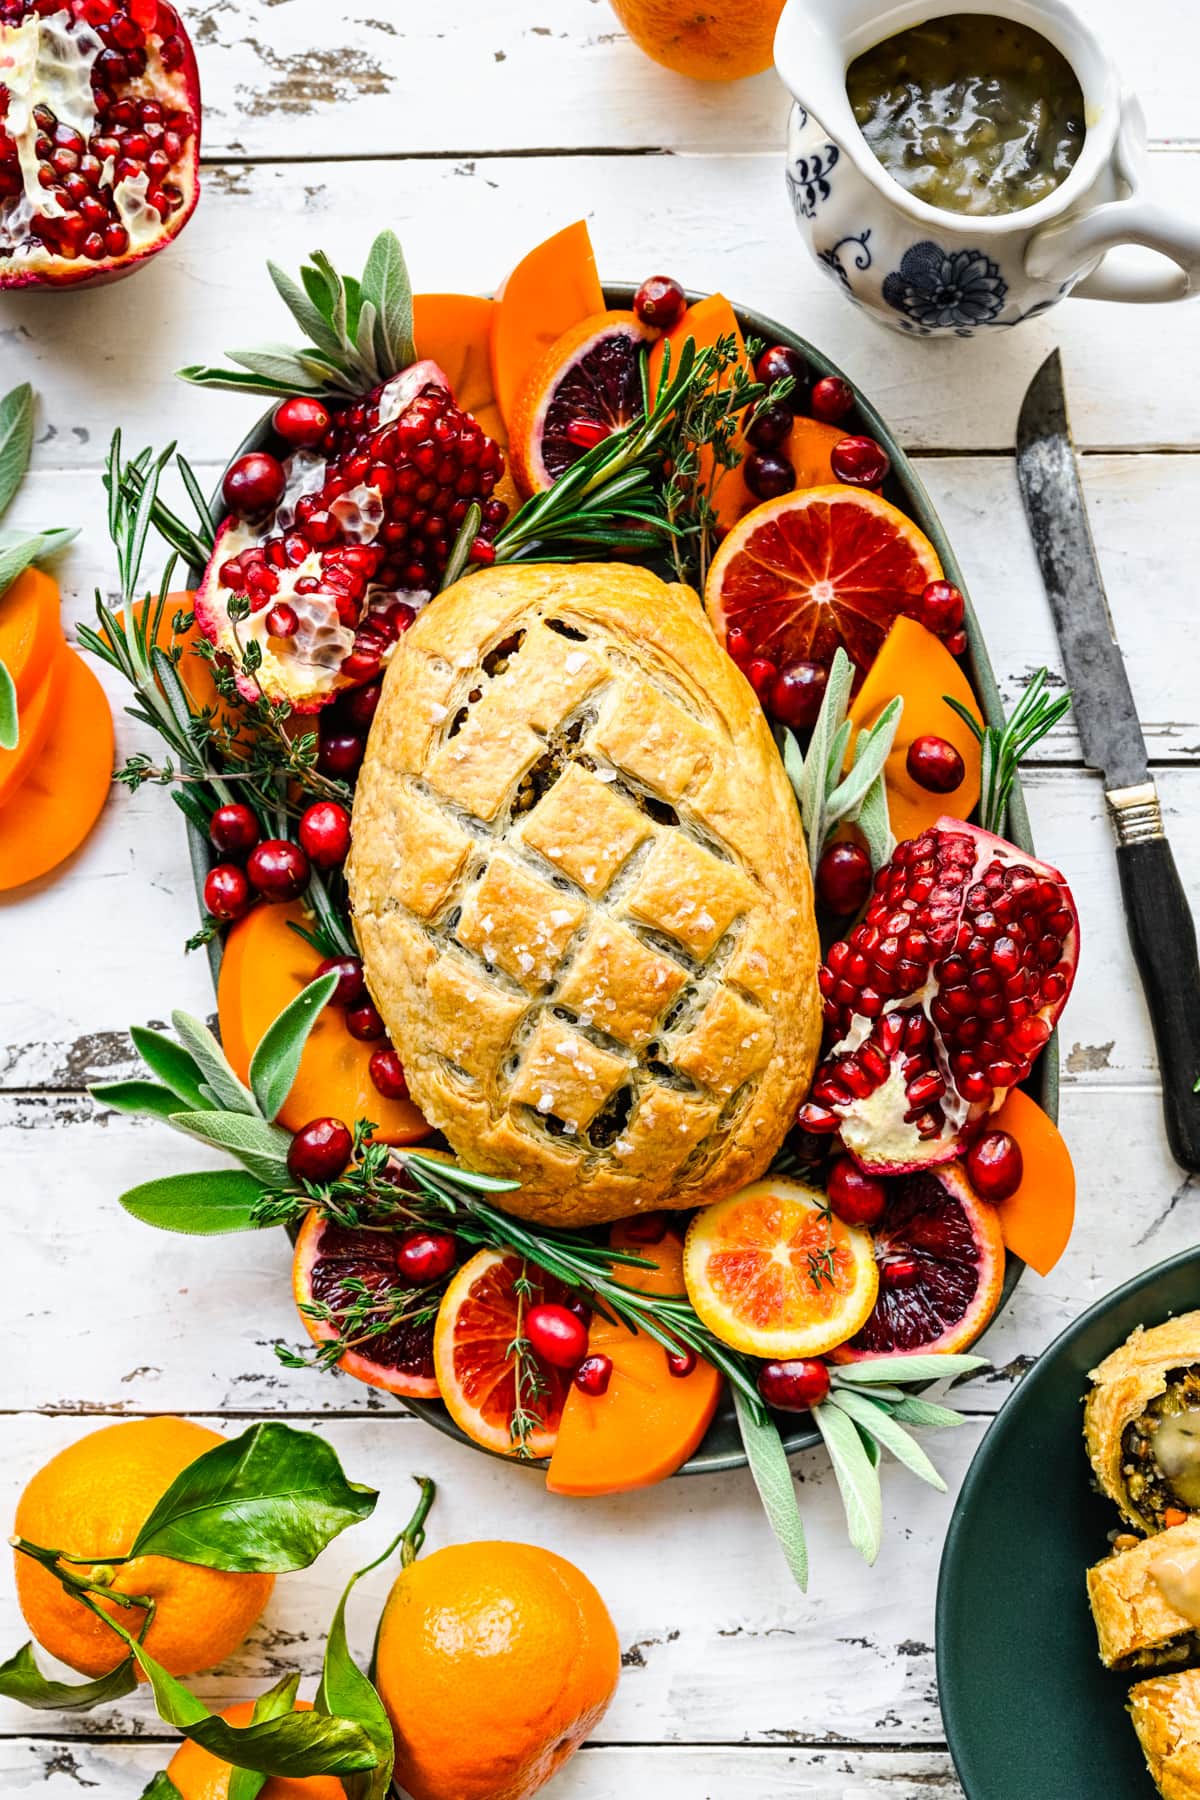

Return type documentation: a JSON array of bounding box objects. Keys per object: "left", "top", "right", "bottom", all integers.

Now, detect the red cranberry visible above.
[
  {"left": 315, "top": 954, "right": 366, "bottom": 1006},
  {"left": 633, "top": 274, "right": 686, "bottom": 330},
  {"left": 831, "top": 434, "right": 891, "bottom": 489},
  {"left": 368, "top": 1047, "right": 409, "bottom": 1099},
  {"left": 666, "top": 1346, "right": 697, "bottom": 1378},
  {"left": 816, "top": 841, "right": 873, "bottom": 915},
  {"left": 945, "top": 628, "right": 968, "bottom": 657},
  {"left": 265, "top": 602, "right": 298, "bottom": 638},
  {"left": 769, "top": 660, "right": 828, "bottom": 729},
  {"left": 246, "top": 838, "right": 310, "bottom": 901},
  {"left": 755, "top": 343, "right": 810, "bottom": 405},
  {"left": 208, "top": 802, "right": 259, "bottom": 859},
  {"left": 273, "top": 395, "right": 331, "bottom": 448},
  {"left": 525, "top": 1303, "right": 588, "bottom": 1370},
  {"left": 395, "top": 1230, "right": 457, "bottom": 1284},
  {"left": 744, "top": 656, "right": 777, "bottom": 701},
  {"left": 724, "top": 625, "right": 752, "bottom": 666},
  {"left": 203, "top": 862, "right": 250, "bottom": 921},
  {"left": 622, "top": 1211, "right": 669, "bottom": 1244},
  {"left": 287, "top": 1116, "right": 352, "bottom": 1184},
  {"left": 744, "top": 451, "right": 795, "bottom": 502},
  {"left": 345, "top": 1000, "right": 386, "bottom": 1042},
  {"left": 343, "top": 680, "right": 382, "bottom": 732},
  {"left": 758, "top": 1358, "right": 830, "bottom": 1411},
  {"left": 906, "top": 734, "right": 966, "bottom": 793},
  {"left": 746, "top": 401, "right": 793, "bottom": 451},
  {"left": 317, "top": 731, "right": 365, "bottom": 780},
  {"left": 573, "top": 1353, "right": 613, "bottom": 1397},
  {"left": 298, "top": 800, "right": 352, "bottom": 869},
  {"left": 810, "top": 375, "right": 855, "bottom": 423},
  {"left": 827, "top": 1156, "right": 888, "bottom": 1227},
  {"left": 967, "top": 1129, "right": 1024, "bottom": 1202},
  {"left": 916, "top": 579, "right": 965, "bottom": 639},
  {"left": 222, "top": 451, "right": 285, "bottom": 518}
]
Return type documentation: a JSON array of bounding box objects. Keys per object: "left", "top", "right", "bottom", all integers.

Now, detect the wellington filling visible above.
[{"left": 1121, "top": 1367, "right": 1200, "bottom": 1529}]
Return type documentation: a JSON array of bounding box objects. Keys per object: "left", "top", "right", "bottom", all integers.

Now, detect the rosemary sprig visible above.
[{"left": 945, "top": 666, "right": 1072, "bottom": 836}]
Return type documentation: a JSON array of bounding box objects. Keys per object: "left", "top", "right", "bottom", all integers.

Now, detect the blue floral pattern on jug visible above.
[
  {"left": 881, "top": 242, "right": 1009, "bottom": 334},
  {"left": 817, "top": 230, "right": 873, "bottom": 290},
  {"left": 787, "top": 142, "right": 840, "bottom": 220}
]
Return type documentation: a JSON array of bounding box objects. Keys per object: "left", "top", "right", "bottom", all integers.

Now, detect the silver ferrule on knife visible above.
[{"left": 1106, "top": 782, "right": 1166, "bottom": 847}]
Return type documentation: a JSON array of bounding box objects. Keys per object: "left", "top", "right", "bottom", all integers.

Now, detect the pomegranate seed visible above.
[
  {"left": 203, "top": 862, "right": 250, "bottom": 920},
  {"left": 223, "top": 452, "right": 285, "bottom": 518},
  {"left": 966, "top": 1130, "right": 1024, "bottom": 1200},
  {"left": 746, "top": 401, "right": 793, "bottom": 451},
  {"left": 340, "top": 650, "right": 382, "bottom": 683},
  {"left": 810, "top": 375, "right": 855, "bottom": 423},
  {"left": 563, "top": 418, "right": 611, "bottom": 451},
  {"left": 345, "top": 1000, "right": 385, "bottom": 1042},
  {"left": 298, "top": 800, "right": 351, "bottom": 868},
  {"left": 946, "top": 629, "right": 968, "bottom": 656},
  {"left": 274, "top": 395, "right": 331, "bottom": 448},
  {"left": 744, "top": 656, "right": 777, "bottom": 701},
  {"left": 573, "top": 1354, "right": 614, "bottom": 1397},
  {"left": 525, "top": 1303, "right": 588, "bottom": 1370},
  {"left": 368, "top": 1047, "right": 408, "bottom": 1100},
  {"left": 755, "top": 343, "right": 809, "bottom": 405},
  {"left": 758, "top": 1357, "right": 830, "bottom": 1411},
  {"left": 817, "top": 841, "right": 873, "bottom": 915},
  {"left": 744, "top": 451, "right": 794, "bottom": 501},
  {"left": 883, "top": 1256, "right": 920, "bottom": 1287},
  {"left": 246, "top": 838, "right": 310, "bottom": 901},
  {"left": 769, "top": 660, "right": 828, "bottom": 729},
  {"left": 724, "top": 624, "right": 752, "bottom": 665},
  {"left": 831, "top": 434, "right": 890, "bottom": 488},
  {"left": 395, "top": 1230, "right": 457, "bottom": 1284},
  {"left": 265, "top": 602, "right": 298, "bottom": 638},
  {"left": 315, "top": 955, "right": 367, "bottom": 1006},
  {"left": 633, "top": 273, "right": 686, "bottom": 329},
  {"left": 797, "top": 1102, "right": 841, "bottom": 1133},
  {"left": 827, "top": 1156, "right": 887, "bottom": 1226},
  {"left": 621, "top": 1211, "right": 669, "bottom": 1244},
  {"left": 666, "top": 1346, "right": 698, "bottom": 1379},
  {"left": 208, "top": 802, "right": 260, "bottom": 858},
  {"left": 907, "top": 735, "right": 966, "bottom": 793},
  {"left": 287, "top": 1117, "right": 352, "bottom": 1185}
]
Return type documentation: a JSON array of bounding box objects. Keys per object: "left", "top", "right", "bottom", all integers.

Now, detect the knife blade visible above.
[{"left": 1016, "top": 348, "right": 1200, "bottom": 1172}]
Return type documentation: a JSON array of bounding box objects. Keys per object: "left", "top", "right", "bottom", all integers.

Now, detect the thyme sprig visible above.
[{"left": 945, "top": 666, "right": 1072, "bottom": 836}]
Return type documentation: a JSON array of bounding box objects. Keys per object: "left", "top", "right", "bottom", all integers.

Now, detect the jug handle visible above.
[{"left": 1026, "top": 196, "right": 1200, "bottom": 303}]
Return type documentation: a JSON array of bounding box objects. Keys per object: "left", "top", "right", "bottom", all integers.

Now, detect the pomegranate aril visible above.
[
  {"left": 666, "top": 1346, "right": 697, "bottom": 1379},
  {"left": 573, "top": 1354, "right": 613, "bottom": 1398},
  {"left": 967, "top": 1129, "right": 1024, "bottom": 1201}
]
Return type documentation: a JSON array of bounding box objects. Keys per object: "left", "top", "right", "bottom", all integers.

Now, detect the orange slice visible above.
[
  {"left": 292, "top": 1209, "right": 440, "bottom": 1397},
  {"left": 705, "top": 485, "right": 942, "bottom": 682},
  {"left": 0, "top": 566, "right": 62, "bottom": 704},
  {"left": 988, "top": 1087, "right": 1076, "bottom": 1276},
  {"left": 491, "top": 222, "right": 605, "bottom": 438},
  {"left": 683, "top": 1178, "right": 879, "bottom": 1358},
  {"left": 649, "top": 293, "right": 753, "bottom": 531},
  {"left": 847, "top": 614, "right": 982, "bottom": 842},
  {"left": 433, "top": 1248, "right": 572, "bottom": 1458},
  {"left": 217, "top": 899, "right": 431, "bottom": 1144},
  {"left": 0, "top": 648, "right": 112, "bottom": 890},
  {"left": 785, "top": 415, "right": 847, "bottom": 490},
  {"left": 546, "top": 1225, "right": 722, "bottom": 1496},
  {"left": 509, "top": 309, "right": 656, "bottom": 495}
]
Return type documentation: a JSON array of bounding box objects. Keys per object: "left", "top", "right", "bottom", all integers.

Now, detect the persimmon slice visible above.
[
  {"left": 115, "top": 593, "right": 227, "bottom": 723},
  {"left": 988, "top": 1087, "right": 1076, "bottom": 1276},
  {"left": 547, "top": 1226, "right": 722, "bottom": 1496},
  {"left": 490, "top": 221, "right": 605, "bottom": 436},
  {"left": 785, "top": 415, "right": 846, "bottom": 491},
  {"left": 0, "top": 649, "right": 113, "bottom": 890},
  {"left": 0, "top": 639, "right": 68, "bottom": 805},
  {"left": 649, "top": 293, "right": 754, "bottom": 532},
  {"left": 217, "top": 899, "right": 431, "bottom": 1144},
  {"left": 0, "top": 567, "right": 62, "bottom": 703},
  {"left": 433, "top": 1248, "right": 571, "bottom": 1457},
  {"left": 414, "top": 292, "right": 507, "bottom": 450}
]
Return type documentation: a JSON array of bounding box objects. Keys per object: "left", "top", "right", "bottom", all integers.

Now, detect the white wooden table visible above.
[{"left": 1, "top": 3, "right": 1198, "bottom": 1793}]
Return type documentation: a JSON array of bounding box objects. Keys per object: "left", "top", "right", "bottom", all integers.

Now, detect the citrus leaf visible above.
[
  {"left": 812, "top": 1398, "right": 883, "bottom": 1565},
  {"left": 830, "top": 1352, "right": 988, "bottom": 1386},
  {"left": 828, "top": 1388, "right": 947, "bottom": 1491},
  {"left": 129, "top": 1025, "right": 211, "bottom": 1111},
  {"left": 732, "top": 1389, "right": 808, "bottom": 1591},
  {"left": 169, "top": 1011, "right": 258, "bottom": 1115},
  {"left": 888, "top": 1395, "right": 970, "bottom": 1429},
  {"left": 0, "top": 1641, "right": 137, "bottom": 1711},
  {"left": 130, "top": 1421, "right": 379, "bottom": 1570},
  {"left": 229, "top": 1673, "right": 303, "bottom": 1800},
  {"left": 119, "top": 1169, "right": 267, "bottom": 1236},
  {"left": 0, "top": 659, "right": 15, "bottom": 751},
  {"left": 167, "top": 1110, "right": 291, "bottom": 1187},
  {"left": 0, "top": 382, "right": 34, "bottom": 519},
  {"left": 248, "top": 972, "right": 338, "bottom": 1122},
  {"left": 92, "top": 1078, "right": 192, "bottom": 1123},
  {"left": 140, "top": 1776, "right": 185, "bottom": 1800},
  {"left": 315, "top": 1548, "right": 397, "bottom": 1800}
]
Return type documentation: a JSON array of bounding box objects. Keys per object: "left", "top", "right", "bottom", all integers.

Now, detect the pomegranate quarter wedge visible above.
[
  {"left": 0, "top": 0, "right": 201, "bottom": 290},
  {"left": 798, "top": 818, "right": 1079, "bottom": 1173}
]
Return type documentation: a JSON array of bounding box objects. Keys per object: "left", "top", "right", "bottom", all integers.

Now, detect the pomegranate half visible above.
[
  {"left": 798, "top": 818, "right": 1079, "bottom": 1173},
  {"left": 0, "top": 0, "right": 201, "bottom": 290}
]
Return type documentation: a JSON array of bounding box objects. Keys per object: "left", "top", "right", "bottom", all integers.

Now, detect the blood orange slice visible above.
[
  {"left": 705, "top": 486, "right": 942, "bottom": 682},
  {"left": 433, "top": 1248, "right": 572, "bottom": 1458},
  {"left": 830, "top": 1164, "right": 1005, "bottom": 1362},
  {"left": 682, "top": 1178, "right": 879, "bottom": 1358},
  {"left": 292, "top": 1209, "right": 441, "bottom": 1397},
  {"left": 510, "top": 310, "right": 655, "bottom": 494}
]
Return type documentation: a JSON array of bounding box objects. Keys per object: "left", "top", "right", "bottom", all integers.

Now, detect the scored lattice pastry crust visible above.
[{"left": 347, "top": 563, "right": 821, "bottom": 1227}]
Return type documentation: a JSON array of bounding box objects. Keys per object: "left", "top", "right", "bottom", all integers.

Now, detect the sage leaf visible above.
[
  {"left": 361, "top": 230, "right": 414, "bottom": 374},
  {"left": 859, "top": 1426, "right": 882, "bottom": 1467},
  {"left": 248, "top": 972, "right": 338, "bottom": 1122},
  {"left": 889, "top": 1396, "right": 969, "bottom": 1429},
  {"left": 177, "top": 365, "right": 311, "bottom": 399},
  {"left": 119, "top": 1169, "right": 267, "bottom": 1236},
  {"left": 0, "top": 382, "right": 33, "bottom": 518},
  {"left": 92, "top": 1078, "right": 192, "bottom": 1123},
  {"left": 229, "top": 1673, "right": 303, "bottom": 1800},
  {"left": 140, "top": 1776, "right": 185, "bottom": 1800},
  {"left": 130, "top": 1025, "right": 211, "bottom": 1111},
  {"left": 170, "top": 1011, "right": 258, "bottom": 1115},
  {"left": 0, "top": 659, "right": 15, "bottom": 750},
  {"left": 0, "top": 1641, "right": 137, "bottom": 1711},
  {"left": 813, "top": 1398, "right": 883, "bottom": 1565},
  {"left": 130, "top": 1421, "right": 378, "bottom": 1570},
  {"left": 228, "top": 345, "right": 328, "bottom": 389},
  {"left": 168, "top": 1110, "right": 292, "bottom": 1187},
  {"left": 732, "top": 1388, "right": 808, "bottom": 1591},
  {"left": 831, "top": 1352, "right": 987, "bottom": 1386},
  {"left": 854, "top": 769, "right": 894, "bottom": 871},
  {"left": 0, "top": 526, "right": 78, "bottom": 597},
  {"left": 828, "top": 1388, "right": 947, "bottom": 1491},
  {"left": 268, "top": 261, "right": 347, "bottom": 362},
  {"left": 316, "top": 1547, "right": 397, "bottom": 1800}
]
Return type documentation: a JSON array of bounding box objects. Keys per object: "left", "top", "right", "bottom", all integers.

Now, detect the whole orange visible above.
[
  {"left": 167, "top": 1700, "right": 345, "bottom": 1800},
  {"left": 608, "top": 0, "right": 785, "bottom": 81},
  {"left": 13, "top": 1418, "right": 274, "bottom": 1679},
  {"left": 374, "top": 1541, "right": 620, "bottom": 1800}
]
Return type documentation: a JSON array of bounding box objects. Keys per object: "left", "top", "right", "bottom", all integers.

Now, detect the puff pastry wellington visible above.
[
  {"left": 1085, "top": 1314, "right": 1200, "bottom": 1533},
  {"left": 1088, "top": 1522, "right": 1200, "bottom": 1671},
  {"left": 1130, "top": 1669, "right": 1200, "bottom": 1800},
  {"left": 347, "top": 564, "right": 821, "bottom": 1226}
]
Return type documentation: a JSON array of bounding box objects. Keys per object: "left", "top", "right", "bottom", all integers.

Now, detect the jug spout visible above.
[{"left": 773, "top": 0, "right": 859, "bottom": 133}]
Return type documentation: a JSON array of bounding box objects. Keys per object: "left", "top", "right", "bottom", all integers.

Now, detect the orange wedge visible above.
[
  {"left": 0, "top": 566, "right": 62, "bottom": 704},
  {"left": 785, "top": 414, "right": 846, "bottom": 490},
  {"left": 0, "top": 637, "right": 68, "bottom": 805},
  {"left": 491, "top": 222, "right": 605, "bottom": 438},
  {"left": 988, "top": 1087, "right": 1076, "bottom": 1276},
  {"left": 649, "top": 293, "right": 754, "bottom": 531},
  {"left": 433, "top": 1249, "right": 572, "bottom": 1458},
  {"left": 0, "top": 648, "right": 112, "bottom": 890}
]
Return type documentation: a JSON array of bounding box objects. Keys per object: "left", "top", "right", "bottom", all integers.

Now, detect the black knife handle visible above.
[{"left": 1116, "top": 834, "right": 1200, "bottom": 1173}]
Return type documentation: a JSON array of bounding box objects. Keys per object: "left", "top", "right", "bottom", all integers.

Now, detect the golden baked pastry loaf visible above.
[
  {"left": 1130, "top": 1669, "right": 1200, "bottom": 1800},
  {"left": 1085, "top": 1313, "right": 1200, "bottom": 1532},
  {"left": 347, "top": 563, "right": 821, "bottom": 1226},
  {"left": 1087, "top": 1521, "right": 1200, "bottom": 1670}
]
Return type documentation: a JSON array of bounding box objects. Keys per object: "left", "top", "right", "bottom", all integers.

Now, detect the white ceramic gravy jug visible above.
[{"left": 775, "top": 0, "right": 1200, "bottom": 335}]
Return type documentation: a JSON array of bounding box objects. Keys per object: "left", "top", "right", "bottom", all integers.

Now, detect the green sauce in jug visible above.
[{"left": 846, "top": 14, "right": 1085, "bottom": 216}]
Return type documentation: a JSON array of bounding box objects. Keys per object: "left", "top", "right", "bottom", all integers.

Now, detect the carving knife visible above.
[{"left": 1016, "top": 348, "right": 1200, "bottom": 1172}]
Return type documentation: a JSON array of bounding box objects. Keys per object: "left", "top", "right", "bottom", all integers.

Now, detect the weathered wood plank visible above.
[{"left": 2, "top": 153, "right": 1198, "bottom": 459}]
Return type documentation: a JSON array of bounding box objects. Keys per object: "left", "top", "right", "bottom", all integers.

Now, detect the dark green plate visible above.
[
  {"left": 937, "top": 1246, "right": 1200, "bottom": 1798},
  {"left": 189, "top": 286, "right": 1056, "bottom": 1476}
]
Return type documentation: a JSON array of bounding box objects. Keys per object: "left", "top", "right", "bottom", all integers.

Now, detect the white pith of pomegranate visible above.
[
  {"left": 798, "top": 817, "right": 1079, "bottom": 1173},
  {"left": 0, "top": 0, "right": 200, "bottom": 289},
  {"left": 194, "top": 360, "right": 509, "bottom": 712}
]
